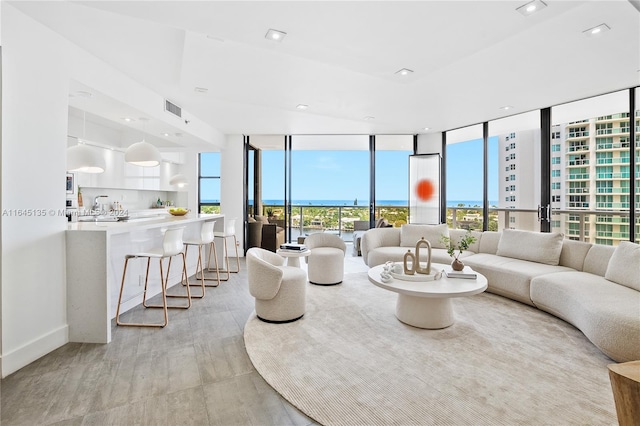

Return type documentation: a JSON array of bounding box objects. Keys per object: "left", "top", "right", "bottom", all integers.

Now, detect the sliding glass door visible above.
[{"left": 290, "top": 135, "right": 370, "bottom": 242}]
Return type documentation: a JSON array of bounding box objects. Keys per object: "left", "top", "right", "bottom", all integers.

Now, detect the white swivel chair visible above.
[
  {"left": 305, "top": 233, "right": 347, "bottom": 285},
  {"left": 116, "top": 226, "right": 191, "bottom": 328},
  {"left": 247, "top": 248, "right": 307, "bottom": 323},
  {"left": 214, "top": 218, "right": 240, "bottom": 281},
  {"left": 182, "top": 220, "right": 221, "bottom": 297}
]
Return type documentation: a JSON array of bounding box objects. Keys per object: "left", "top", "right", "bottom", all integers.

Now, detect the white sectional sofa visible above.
[{"left": 361, "top": 225, "right": 640, "bottom": 362}]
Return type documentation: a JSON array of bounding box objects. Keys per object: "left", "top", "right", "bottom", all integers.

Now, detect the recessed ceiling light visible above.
[
  {"left": 516, "top": 0, "right": 547, "bottom": 16},
  {"left": 583, "top": 23, "right": 610, "bottom": 37},
  {"left": 500, "top": 106, "right": 514, "bottom": 111},
  {"left": 395, "top": 68, "right": 414, "bottom": 76},
  {"left": 194, "top": 87, "right": 208, "bottom": 93},
  {"left": 423, "top": 127, "right": 430, "bottom": 131},
  {"left": 265, "top": 29, "right": 286, "bottom": 42},
  {"left": 296, "top": 104, "right": 309, "bottom": 110},
  {"left": 162, "top": 132, "right": 171, "bottom": 137},
  {"left": 121, "top": 117, "right": 135, "bottom": 122},
  {"left": 364, "top": 116, "right": 375, "bottom": 121}
]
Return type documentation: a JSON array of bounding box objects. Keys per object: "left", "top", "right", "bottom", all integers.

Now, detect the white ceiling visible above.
[{"left": 9, "top": 0, "right": 640, "bottom": 149}]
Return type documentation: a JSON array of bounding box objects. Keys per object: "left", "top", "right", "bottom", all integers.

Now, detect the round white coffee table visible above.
[
  {"left": 368, "top": 263, "right": 487, "bottom": 329},
  {"left": 276, "top": 249, "right": 310, "bottom": 268}
]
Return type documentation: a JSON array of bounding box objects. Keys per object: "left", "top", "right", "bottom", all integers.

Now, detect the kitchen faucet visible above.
[{"left": 93, "top": 195, "right": 109, "bottom": 212}]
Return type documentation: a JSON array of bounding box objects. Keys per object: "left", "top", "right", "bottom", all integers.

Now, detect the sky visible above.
[{"left": 200, "top": 139, "right": 500, "bottom": 204}]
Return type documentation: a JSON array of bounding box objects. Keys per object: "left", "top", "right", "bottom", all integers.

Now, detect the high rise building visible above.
[
  {"left": 497, "top": 129, "right": 540, "bottom": 232},
  {"left": 550, "top": 112, "right": 640, "bottom": 245}
]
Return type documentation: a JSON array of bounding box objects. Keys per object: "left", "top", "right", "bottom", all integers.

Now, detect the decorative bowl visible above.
[{"left": 169, "top": 208, "right": 190, "bottom": 216}]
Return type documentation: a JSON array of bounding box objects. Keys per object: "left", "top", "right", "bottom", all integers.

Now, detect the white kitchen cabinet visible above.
[{"left": 74, "top": 145, "right": 185, "bottom": 191}]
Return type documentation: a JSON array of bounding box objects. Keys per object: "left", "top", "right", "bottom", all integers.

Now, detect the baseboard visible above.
[{"left": 1, "top": 325, "right": 68, "bottom": 378}]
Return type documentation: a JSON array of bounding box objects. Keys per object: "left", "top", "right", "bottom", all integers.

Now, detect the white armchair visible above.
[
  {"left": 305, "top": 233, "right": 347, "bottom": 285},
  {"left": 247, "top": 247, "right": 307, "bottom": 323}
]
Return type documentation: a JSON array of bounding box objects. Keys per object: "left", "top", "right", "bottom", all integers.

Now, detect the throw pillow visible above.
[
  {"left": 248, "top": 216, "right": 256, "bottom": 223},
  {"left": 400, "top": 224, "right": 449, "bottom": 249},
  {"left": 496, "top": 229, "right": 564, "bottom": 265},
  {"left": 605, "top": 241, "right": 640, "bottom": 291}
]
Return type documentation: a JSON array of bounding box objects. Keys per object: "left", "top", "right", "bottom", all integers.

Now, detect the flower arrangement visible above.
[{"left": 440, "top": 231, "right": 477, "bottom": 270}]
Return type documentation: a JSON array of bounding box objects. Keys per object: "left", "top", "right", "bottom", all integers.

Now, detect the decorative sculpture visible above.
[
  {"left": 414, "top": 237, "right": 432, "bottom": 275},
  {"left": 403, "top": 250, "right": 416, "bottom": 275}
]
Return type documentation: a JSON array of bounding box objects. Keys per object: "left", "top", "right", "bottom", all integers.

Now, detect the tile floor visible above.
[{"left": 0, "top": 244, "right": 367, "bottom": 425}]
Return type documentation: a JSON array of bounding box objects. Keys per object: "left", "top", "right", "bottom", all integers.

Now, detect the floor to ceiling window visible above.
[
  {"left": 375, "top": 135, "right": 412, "bottom": 226},
  {"left": 445, "top": 125, "right": 491, "bottom": 230},
  {"left": 198, "top": 152, "right": 221, "bottom": 214},
  {"left": 550, "top": 90, "right": 632, "bottom": 245},
  {"left": 290, "top": 135, "right": 370, "bottom": 242},
  {"left": 488, "top": 110, "right": 541, "bottom": 232}
]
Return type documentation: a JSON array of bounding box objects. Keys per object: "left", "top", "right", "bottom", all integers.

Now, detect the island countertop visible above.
[
  {"left": 66, "top": 213, "right": 226, "bottom": 343},
  {"left": 67, "top": 213, "right": 222, "bottom": 234}
]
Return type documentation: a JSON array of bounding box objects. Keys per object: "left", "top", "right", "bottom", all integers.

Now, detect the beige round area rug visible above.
[{"left": 244, "top": 272, "right": 617, "bottom": 425}]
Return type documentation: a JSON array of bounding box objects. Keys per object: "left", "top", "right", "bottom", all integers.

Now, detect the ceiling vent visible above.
[{"left": 164, "top": 99, "right": 182, "bottom": 118}]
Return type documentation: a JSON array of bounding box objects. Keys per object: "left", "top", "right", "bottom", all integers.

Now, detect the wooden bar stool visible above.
[
  {"left": 182, "top": 220, "right": 221, "bottom": 297},
  {"left": 116, "top": 226, "right": 191, "bottom": 328},
  {"left": 214, "top": 218, "right": 240, "bottom": 281}
]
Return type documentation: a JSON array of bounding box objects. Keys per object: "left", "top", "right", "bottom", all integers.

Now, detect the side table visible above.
[
  {"left": 608, "top": 360, "right": 640, "bottom": 426},
  {"left": 276, "top": 249, "right": 310, "bottom": 268}
]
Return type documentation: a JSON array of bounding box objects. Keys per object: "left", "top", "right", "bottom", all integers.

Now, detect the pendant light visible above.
[
  {"left": 66, "top": 111, "right": 105, "bottom": 173},
  {"left": 169, "top": 173, "right": 188, "bottom": 188},
  {"left": 125, "top": 117, "right": 161, "bottom": 167}
]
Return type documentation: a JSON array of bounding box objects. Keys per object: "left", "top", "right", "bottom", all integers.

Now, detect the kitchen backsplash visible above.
[{"left": 72, "top": 187, "right": 187, "bottom": 212}]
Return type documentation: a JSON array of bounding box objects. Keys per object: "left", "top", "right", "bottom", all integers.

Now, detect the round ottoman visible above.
[{"left": 308, "top": 247, "right": 344, "bottom": 285}]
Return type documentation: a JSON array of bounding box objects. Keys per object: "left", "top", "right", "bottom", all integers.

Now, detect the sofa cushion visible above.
[
  {"left": 583, "top": 244, "right": 615, "bottom": 277},
  {"left": 366, "top": 246, "right": 471, "bottom": 268},
  {"left": 479, "top": 231, "right": 501, "bottom": 254},
  {"left": 400, "top": 224, "right": 448, "bottom": 249},
  {"left": 496, "top": 229, "right": 563, "bottom": 265},
  {"left": 605, "top": 241, "right": 640, "bottom": 291},
  {"left": 531, "top": 271, "right": 640, "bottom": 362},
  {"left": 464, "top": 253, "right": 573, "bottom": 306},
  {"left": 559, "top": 239, "right": 592, "bottom": 271}
]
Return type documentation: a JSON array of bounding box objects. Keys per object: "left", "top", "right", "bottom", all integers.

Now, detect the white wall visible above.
[
  {"left": 220, "top": 135, "right": 245, "bottom": 254},
  {"left": 1, "top": 5, "right": 70, "bottom": 376},
  {"left": 0, "top": 5, "right": 223, "bottom": 377},
  {"left": 417, "top": 132, "right": 443, "bottom": 155}
]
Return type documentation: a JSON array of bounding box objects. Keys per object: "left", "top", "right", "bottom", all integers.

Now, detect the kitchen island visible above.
[{"left": 66, "top": 213, "right": 224, "bottom": 343}]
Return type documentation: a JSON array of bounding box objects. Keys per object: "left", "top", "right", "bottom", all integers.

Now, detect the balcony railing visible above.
[
  {"left": 568, "top": 173, "right": 590, "bottom": 180},
  {"left": 261, "top": 203, "right": 640, "bottom": 245},
  {"left": 551, "top": 209, "right": 639, "bottom": 243},
  {"left": 567, "top": 131, "right": 590, "bottom": 139},
  {"left": 596, "top": 142, "right": 630, "bottom": 150},
  {"left": 596, "top": 158, "right": 630, "bottom": 165},
  {"left": 567, "top": 188, "right": 589, "bottom": 194},
  {"left": 261, "top": 204, "right": 408, "bottom": 242},
  {"left": 567, "top": 145, "right": 589, "bottom": 152},
  {"left": 596, "top": 202, "right": 630, "bottom": 209},
  {"left": 596, "top": 173, "right": 630, "bottom": 179},
  {"left": 596, "top": 128, "right": 629, "bottom": 135}
]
